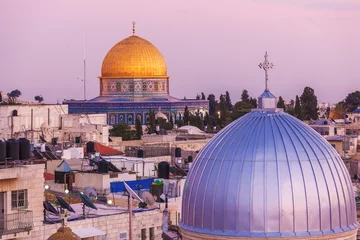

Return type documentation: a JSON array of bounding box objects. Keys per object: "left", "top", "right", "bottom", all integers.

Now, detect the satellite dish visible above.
[
  {"left": 85, "top": 187, "right": 97, "bottom": 200},
  {"left": 80, "top": 193, "right": 98, "bottom": 210},
  {"left": 43, "top": 201, "right": 59, "bottom": 215},
  {"left": 142, "top": 192, "right": 155, "bottom": 205},
  {"left": 123, "top": 181, "right": 143, "bottom": 202},
  {"left": 56, "top": 195, "right": 76, "bottom": 213}
]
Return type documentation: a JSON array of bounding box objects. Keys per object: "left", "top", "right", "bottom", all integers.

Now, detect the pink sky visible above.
[{"left": 1, "top": 0, "right": 359, "bottom": 104}]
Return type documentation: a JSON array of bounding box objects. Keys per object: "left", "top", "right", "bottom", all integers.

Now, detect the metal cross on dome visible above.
[{"left": 258, "top": 51, "right": 274, "bottom": 91}]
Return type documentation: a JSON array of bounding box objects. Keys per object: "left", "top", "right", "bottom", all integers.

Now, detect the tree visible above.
[
  {"left": 241, "top": 89, "right": 250, "bottom": 103},
  {"left": 249, "top": 97, "right": 257, "bottom": 108},
  {"left": 196, "top": 94, "right": 201, "bottom": 100},
  {"left": 146, "top": 109, "right": 156, "bottom": 134},
  {"left": 300, "top": 87, "right": 319, "bottom": 120},
  {"left": 231, "top": 101, "right": 252, "bottom": 120},
  {"left": 277, "top": 96, "right": 286, "bottom": 109},
  {"left": 135, "top": 118, "right": 142, "bottom": 139},
  {"left": 294, "top": 95, "right": 304, "bottom": 120},
  {"left": 325, "top": 106, "right": 331, "bottom": 118},
  {"left": 225, "top": 91, "right": 232, "bottom": 111},
  {"left": 207, "top": 94, "right": 216, "bottom": 117},
  {"left": 286, "top": 99, "right": 295, "bottom": 116},
  {"left": 7, "top": 89, "right": 21, "bottom": 104},
  {"left": 184, "top": 106, "right": 190, "bottom": 125},
  {"left": 344, "top": 91, "right": 360, "bottom": 112},
  {"left": 188, "top": 115, "right": 204, "bottom": 130},
  {"left": 110, "top": 123, "right": 136, "bottom": 140},
  {"left": 219, "top": 94, "right": 230, "bottom": 128},
  {"left": 330, "top": 103, "right": 346, "bottom": 119},
  {"left": 201, "top": 92, "right": 206, "bottom": 100},
  {"left": 34, "top": 95, "right": 44, "bottom": 103}
]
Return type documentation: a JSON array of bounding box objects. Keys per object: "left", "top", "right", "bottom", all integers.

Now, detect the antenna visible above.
[{"left": 83, "top": 32, "right": 86, "bottom": 101}]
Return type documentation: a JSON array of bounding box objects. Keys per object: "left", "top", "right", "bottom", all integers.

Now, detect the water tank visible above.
[
  {"left": 175, "top": 147, "right": 181, "bottom": 158},
  {"left": 137, "top": 149, "right": 144, "bottom": 158},
  {"left": 19, "top": 138, "right": 30, "bottom": 160},
  {"left": 6, "top": 140, "right": 19, "bottom": 160},
  {"left": 158, "top": 161, "right": 170, "bottom": 179},
  {"left": 86, "top": 142, "right": 95, "bottom": 153},
  {"left": 0, "top": 141, "right": 6, "bottom": 163},
  {"left": 98, "top": 160, "right": 109, "bottom": 174}
]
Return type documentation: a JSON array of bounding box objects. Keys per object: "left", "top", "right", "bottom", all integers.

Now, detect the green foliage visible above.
[
  {"left": 207, "top": 94, "right": 216, "bottom": 117},
  {"left": 286, "top": 99, "right": 295, "bottom": 116},
  {"left": 201, "top": 92, "right": 206, "bottom": 100},
  {"left": 219, "top": 94, "right": 231, "bottom": 128},
  {"left": 225, "top": 91, "right": 232, "bottom": 111},
  {"left": 135, "top": 118, "right": 142, "bottom": 139},
  {"left": 249, "top": 97, "right": 257, "bottom": 108},
  {"left": 157, "top": 117, "right": 173, "bottom": 130},
  {"left": 325, "top": 107, "right": 331, "bottom": 118},
  {"left": 175, "top": 120, "right": 184, "bottom": 127},
  {"left": 344, "top": 91, "right": 360, "bottom": 112},
  {"left": 34, "top": 95, "right": 44, "bottom": 103},
  {"left": 7, "top": 89, "right": 22, "bottom": 104},
  {"left": 184, "top": 106, "right": 190, "bottom": 125},
  {"left": 146, "top": 109, "right": 156, "bottom": 134},
  {"left": 330, "top": 102, "right": 347, "bottom": 119},
  {"left": 241, "top": 89, "right": 250, "bottom": 103},
  {"left": 277, "top": 96, "right": 286, "bottom": 109},
  {"left": 294, "top": 95, "right": 304, "bottom": 120},
  {"left": 110, "top": 123, "right": 137, "bottom": 140},
  {"left": 300, "top": 87, "right": 319, "bottom": 120},
  {"left": 196, "top": 94, "right": 201, "bottom": 100},
  {"left": 231, "top": 101, "right": 252, "bottom": 121},
  {"left": 188, "top": 114, "right": 204, "bottom": 130}
]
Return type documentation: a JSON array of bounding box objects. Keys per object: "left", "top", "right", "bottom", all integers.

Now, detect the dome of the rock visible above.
[
  {"left": 180, "top": 108, "right": 358, "bottom": 239},
  {"left": 101, "top": 35, "right": 167, "bottom": 79}
]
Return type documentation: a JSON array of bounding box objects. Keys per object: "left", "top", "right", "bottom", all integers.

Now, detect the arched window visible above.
[
  {"left": 110, "top": 115, "right": 115, "bottom": 125},
  {"left": 128, "top": 115, "right": 133, "bottom": 124}
]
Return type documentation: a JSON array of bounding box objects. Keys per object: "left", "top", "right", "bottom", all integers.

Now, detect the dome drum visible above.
[{"left": 180, "top": 109, "right": 358, "bottom": 238}]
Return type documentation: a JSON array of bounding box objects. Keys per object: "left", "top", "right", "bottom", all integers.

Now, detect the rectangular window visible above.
[
  {"left": 141, "top": 228, "right": 146, "bottom": 240},
  {"left": 11, "top": 190, "right": 28, "bottom": 209},
  {"left": 149, "top": 227, "right": 154, "bottom": 240},
  {"left": 119, "top": 232, "right": 127, "bottom": 240}
]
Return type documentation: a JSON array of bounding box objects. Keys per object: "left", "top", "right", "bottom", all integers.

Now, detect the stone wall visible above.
[
  {"left": 0, "top": 164, "right": 45, "bottom": 240},
  {"left": 31, "top": 209, "right": 164, "bottom": 240},
  {"left": 0, "top": 104, "right": 68, "bottom": 139}
]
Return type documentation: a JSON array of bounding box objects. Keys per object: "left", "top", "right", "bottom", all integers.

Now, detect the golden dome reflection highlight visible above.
[{"left": 101, "top": 35, "right": 168, "bottom": 79}]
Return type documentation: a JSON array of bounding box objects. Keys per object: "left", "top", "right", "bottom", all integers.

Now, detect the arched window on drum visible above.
[
  {"left": 128, "top": 115, "right": 133, "bottom": 125},
  {"left": 110, "top": 115, "right": 115, "bottom": 125}
]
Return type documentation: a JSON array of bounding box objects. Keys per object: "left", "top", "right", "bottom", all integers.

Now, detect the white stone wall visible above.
[
  {"left": 0, "top": 104, "right": 68, "bottom": 139},
  {"left": 0, "top": 164, "right": 45, "bottom": 240},
  {"left": 74, "top": 172, "right": 136, "bottom": 191},
  {"left": 32, "top": 209, "right": 163, "bottom": 240}
]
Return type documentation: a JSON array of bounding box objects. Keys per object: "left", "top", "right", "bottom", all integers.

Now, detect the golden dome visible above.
[
  {"left": 47, "top": 226, "right": 81, "bottom": 240},
  {"left": 101, "top": 35, "right": 168, "bottom": 79}
]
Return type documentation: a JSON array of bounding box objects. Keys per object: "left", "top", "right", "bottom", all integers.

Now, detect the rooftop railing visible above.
[{"left": 0, "top": 210, "right": 33, "bottom": 235}]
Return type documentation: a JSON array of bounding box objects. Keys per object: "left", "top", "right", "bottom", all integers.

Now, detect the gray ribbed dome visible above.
[{"left": 180, "top": 109, "right": 358, "bottom": 238}]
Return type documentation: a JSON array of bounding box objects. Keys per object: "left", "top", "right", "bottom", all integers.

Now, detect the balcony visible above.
[{"left": 0, "top": 210, "right": 33, "bottom": 236}]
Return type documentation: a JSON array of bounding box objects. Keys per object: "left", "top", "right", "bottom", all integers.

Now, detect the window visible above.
[
  {"left": 149, "top": 227, "right": 154, "bottom": 240},
  {"left": 119, "top": 232, "right": 127, "bottom": 240},
  {"left": 110, "top": 115, "right": 115, "bottom": 125},
  {"left": 12, "top": 190, "right": 28, "bottom": 209},
  {"left": 141, "top": 228, "right": 146, "bottom": 240}
]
